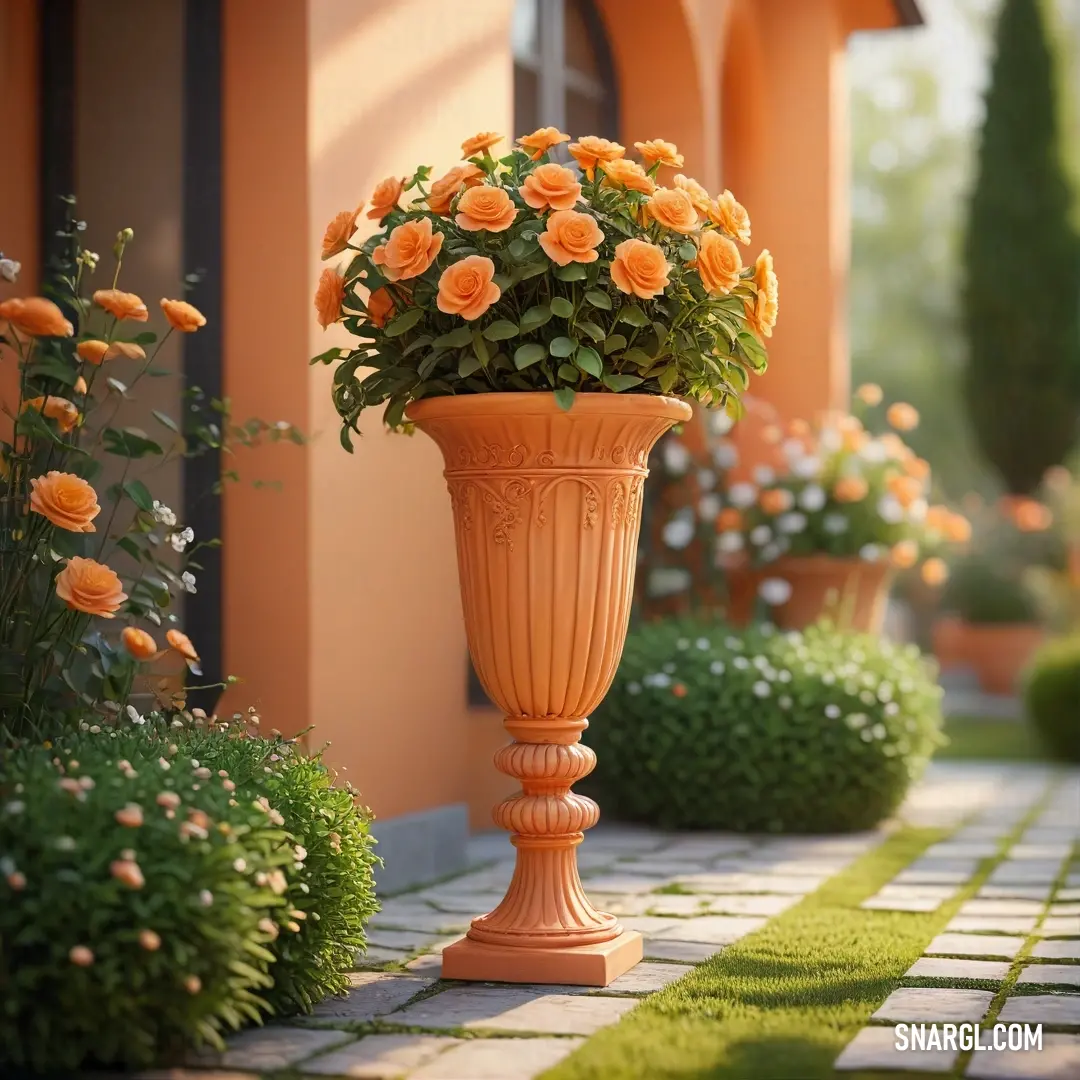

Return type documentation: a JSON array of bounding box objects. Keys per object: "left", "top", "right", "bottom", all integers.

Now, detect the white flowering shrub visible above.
[
  {"left": 0, "top": 717, "right": 377, "bottom": 1071},
  {"left": 585, "top": 618, "right": 945, "bottom": 832}
]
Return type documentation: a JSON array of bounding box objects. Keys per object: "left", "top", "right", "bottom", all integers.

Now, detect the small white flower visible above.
[
  {"left": 125, "top": 705, "right": 145, "bottom": 725},
  {"left": 777, "top": 669, "right": 792, "bottom": 683},
  {"left": 662, "top": 661, "right": 677, "bottom": 673},
  {"left": 752, "top": 654, "right": 770, "bottom": 671},
  {"left": 823, "top": 513, "right": 849, "bottom": 535},
  {"left": 695, "top": 637, "right": 711, "bottom": 651},
  {"left": 779, "top": 694, "right": 793, "bottom": 709},
  {"left": 169, "top": 526, "right": 195, "bottom": 553},
  {"left": 627, "top": 682, "right": 642, "bottom": 695},
  {"left": 709, "top": 660, "right": 726, "bottom": 675},
  {"left": 871, "top": 723, "right": 887, "bottom": 740},
  {"left": 822, "top": 671, "right": 836, "bottom": 685},
  {"left": 725, "top": 636, "right": 743, "bottom": 650},
  {"left": 3, "top": 801, "right": 25, "bottom": 815},
  {"left": 798, "top": 484, "right": 827, "bottom": 512},
  {"left": 199, "top": 889, "right": 214, "bottom": 907},
  {"left": 758, "top": 577, "right": 793, "bottom": 606},
  {"left": 859, "top": 543, "right": 883, "bottom": 562},
  {"left": 644, "top": 672, "right": 672, "bottom": 688},
  {"left": 819, "top": 427, "right": 843, "bottom": 452},
  {"left": 859, "top": 439, "right": 888, "bottom": 464},
  {"left": 782, "top": 438, "right": 805, "bottom": 461},
  {"left": 860, "top": 690, "right": 876, "bottom": 704},
  {"left": 717, "top": 530, "right": 744, "bottom": 554},
  {"left": 0, "top": 258, "right": 21, "bottom": 283},
  {"left": 825, "top": 704, "right": 841, "bottom": 719},
  {"left": 728, "top": 482, "right": 758, "bottom": 509},
  {"left": 710, "top": 411, "right": 735, "bottom": 436},
  {"left": 275, "top": 420, "right": 291, "bottom": 431},
  {"left": 698, "top": 493, "right": 721, "bottom": 521},
  {"left": 662, "top": 516, "right": 695, "bottom": 550},
  {"left": 676, "top": 638, "right": 690, "bottom": 651},
  {"left": 877, "top": 682, "right": 894, "bottom": 702},
  {"left": 777, "top": 511, "right": 808, "bottom": 535},
  {"left": 908, "top": 498, "right": 928, "bottom": 524},
  {"left": 152, "top": 501, "right": 177, "bottom": 527},
  {"left": 697, "top": 468, "right": 717, "bottom": 491},
  {"left": 662, "top": 440, "right": 691, "bottom": 475},
  {"left": 749, "top": 525, "right": 773, "bottom": 546},
  {"left": 792, "top": 455, "right": 822, "bottom": 479},
  {"left": 55, "top": 835, "right": 76, "bottom": 851},
  {"left": 181, "top": 571, "right": 197, "bottom": 594},
  {"left": 733, "top": 655, "right": 751, "bottom": 670},
  {"left": 884, "top": 701, "right": 900, "bottom": 716},
  {"left": 845, "top": 712, "right": 868, "bottom": 729},
  {"left": 760, "top": 543, "right": 783, "bottom": 563},
  {"left": 752, "top": 680, "right": 771, "bottom": 698},
  {"left": 877, "top": 495, "right": 904, "bottom": 524},
  {"left": 860, "top": 727, "right": 875, "bottom": 741},
  {"left": 753, "top": 465, "right": 776, "bottom": 486}
]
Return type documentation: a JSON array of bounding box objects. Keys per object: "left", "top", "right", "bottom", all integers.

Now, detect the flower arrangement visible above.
[
  {"left": 0, "top": 207, "right": 301, "bottom": 742},
  {"left": 311, "top": 129, "right": 778, "bottom": 445}
]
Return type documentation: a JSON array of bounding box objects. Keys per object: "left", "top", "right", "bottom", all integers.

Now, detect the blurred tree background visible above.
[{"left": 847, "top": 0, "right": 1080, "bottom": 500}]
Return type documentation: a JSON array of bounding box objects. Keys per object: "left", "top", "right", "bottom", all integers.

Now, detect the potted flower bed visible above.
[{"left": 315, "top": 128, "right": 777, "bottom": 985}]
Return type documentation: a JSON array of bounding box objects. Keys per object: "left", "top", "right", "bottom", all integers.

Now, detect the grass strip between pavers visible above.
[{"left": 540, "top": 825, "right": 964, "bottom": 1080}]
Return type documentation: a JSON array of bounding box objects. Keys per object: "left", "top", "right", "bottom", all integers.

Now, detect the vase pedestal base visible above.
[{"left": 440, "top": 929, "right": 643, "bottom": 987}]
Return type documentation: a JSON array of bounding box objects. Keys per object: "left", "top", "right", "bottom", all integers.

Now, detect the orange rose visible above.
[
  {"left": 890, "top": 539, "right": 919, "bottom": 569},
  {"left": 788, "top": 418, "right": 811, "bottom": 438},
  {"left": 462, "top": 132, "right": 502, "bottom": 158},
  {"left": 519, "top": 163, "right": 582, "bottom": 212},
  {"left": 921, "top": 557, "right": 949, "bottom": 587},
  {"left": 855, "top": 383, "right": 883, "bottom": 406},
  {"left": 538, "top": 210, "right": 604, "bottom": 266},
  {"left": 610, "top": 239, "right": 671, "bottom": 299},
  {"left": 634, "top": 139, "right": 684, "bottom": 169},
  {"left": 167, "top": 628, "right": 199, "bottom": 662},
  {"left": 709, "top": 190, "right": 751, "bottom": 245},
  {"left": 372, "top": 218, "right": 444, "bottom": 281},
  {"left": 886, "top": 402, "right": 919, "bottom": 432},
  {"left": 427, "top": 165, "right": 484, "bottom": 216},
  {"left": 744, "top": 249, "right": 778, "bottom": 339},
  {"left": 367, "top": 176, "right": 405, "bottom": 222},
  {"left": 110, "top": 859, "right": 145, "bottom": 889},
  {"left": 455, "top": 185, "right": 517, "bottom": 232},
  {"left": 73, "top": 375, "right": 87, "bottom": 395},
  {"left": 647, "top": 187, "right": 699, "bottom": 234},
  {"left": 55, "top": 556, "right": 127, "bottom": 618},
  {"left": 1009, "top": 498, "right": 1053, "bottom": 533},
  {"left": 366, "top": 287, "right": 395, "bottom": 328},
  {"left": 693, "top": 230, "right": 742, "bottom": 295},
  {"left": 599, "top": 158, "right": 655, "bottom": 195},
  {"left": 23, "top": 395, "right": 80, "bottom": 433},
  {"left": 569, "top": 136, "right": 625, "bottom": 179},
  {"left": 160, "top": 298, "right": 206, "bottom": 333},
  {"left": 314, "top": 268, "right": 345, "bottom": 329},
  {"left": 77, "top": 340, "right": 110, "bottom": 365},
  {"left": 673, "top": 174, "right": 711, "bottom": 216},
  {"left": 122, "top": 625, "right": 158, "bottom": 660},
  {"left": 321, "top": 205, "right": 362, "bottom": 259},
  {"left": 944, "top": 513, "right": 972, "bottom": 544},
  {"left": 716, "top": 507, "right": 743, "bottom": 532},
  {"left": 105, "top": 341, "right": 147, "bottom": 361},
  {"left": 905, "top": 456, "right": 931, "bottom": 481},
  {"left": 0, "top": 296, "right": 73, "bottom": 337},
  {"left": 833, "top": 476, "right": 869, "bottom": 503},
  {"left": 517, "top": 127, "right": 570, "bottom": 160},
  {"left": 759, "top": 488, "right": 794, "bottom": 514},
  {"left": 93, "top": 289, "right": 149, "bottom": 321},
  {"left": 29, "top": 471, "right": 101, "bottom": 532},
  {"left": 436, "top": 256, "right": 501, "bottom": 321}
]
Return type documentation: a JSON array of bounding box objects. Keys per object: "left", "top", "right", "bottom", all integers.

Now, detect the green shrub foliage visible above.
[
  {"left": 585, "top": 619, "right": 944, "bottom": 832},
  {"left": 1024, "top": 636, "right": 1080, "bottom": 762},
  {"left": 0, "top": 720, "right": 377, "bottom": 1072},
  {"left": 941, "top": 555, "right": 1041, "bottom": 624},
  {"left": 961, "top": 0, "right": 1080, "bottom": 493}
]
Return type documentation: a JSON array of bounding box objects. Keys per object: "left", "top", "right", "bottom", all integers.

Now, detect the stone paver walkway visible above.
[{"left": 129, "top": 762, "right": 1076, "bottom": 1080}]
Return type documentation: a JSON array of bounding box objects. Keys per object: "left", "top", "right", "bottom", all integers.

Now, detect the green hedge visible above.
[
  {"left": 584, "top": 619, "right": 944, "bottom": 833},
  {"left": 1024, "top": 636, "right": 1080, "bottom": 762},
  {"left": 0, "top": 719, "right": 377, "bottom": 1072}
]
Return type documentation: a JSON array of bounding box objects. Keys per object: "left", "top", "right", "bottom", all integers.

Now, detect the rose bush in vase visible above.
[{"left": 314, "top": 128, "right": 777, "bottom": 985}]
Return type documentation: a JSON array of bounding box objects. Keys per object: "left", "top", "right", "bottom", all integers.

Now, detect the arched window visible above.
[{"left": 512, "top": 0, "right": 619, "bottom": 145}]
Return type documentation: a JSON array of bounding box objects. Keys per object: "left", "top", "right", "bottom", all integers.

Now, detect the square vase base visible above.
[{"left": 441, "top": 930, "right": 644, "bottom": 987}]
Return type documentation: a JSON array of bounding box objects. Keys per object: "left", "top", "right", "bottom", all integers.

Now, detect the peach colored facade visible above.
[{"left": 0, "top": 0, "right": 915, "bottom": 876}]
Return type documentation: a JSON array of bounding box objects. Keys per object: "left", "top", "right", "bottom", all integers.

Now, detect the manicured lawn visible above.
[
  {"left": 544, "top": 826, "right": 972, "bottom": 1080},
  {"left": 936, "top": 714, "right": 1048, "bottom": 761}
]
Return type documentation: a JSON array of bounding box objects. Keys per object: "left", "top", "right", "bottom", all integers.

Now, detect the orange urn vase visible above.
[{"left": 407, "top": 391, "right": 692, "bottom": 986}]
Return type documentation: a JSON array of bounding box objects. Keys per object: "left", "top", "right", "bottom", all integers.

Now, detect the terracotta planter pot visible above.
[
  {"left": 959, "top": 622, "right": 1046, "bottom": 696},
  {"left": 725, "top": 555, "right": 894, "bottom": 633},
  {"left": 931, "top": 615, "right": 967, "bottom": 670},
  {"left": 408, "top": 391, "right": 690, "bottom": 986}
]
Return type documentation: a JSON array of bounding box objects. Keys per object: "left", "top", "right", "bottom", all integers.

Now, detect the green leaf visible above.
[
  {"left": 417, "top": 352, "right": 442, "bottom": 380},
  {"left": 152, "top": 410, "right": 179, "bottom": 433},
  {"left": 657, "top": 365, "right": 680, "bottom": 393},
  {"left": 554, "top": 264, "right": 587, "bottom": 282},
  {"left": 574, "top": 346, "right": 603, "bottom": 379},
  {"left": 26, "top": 356, "right": 77, "bottom": 385},
  {"left": 624, "top": 347, "right": 654, "bottom": 367},
  {"left": 678, "top": 242, "right": 697, "bottom": 261},
  {"left": 482, "top": 319, "right": 520, "bottom": 341},
  {"left": 584, "top": 289, "right": 612, "bottom": 310},
  {"left": 577, "top": 319, "right": 606, "bottom": 342},
  {"left": 737, "top": 330, "right": 768, "bottom": 371},
  {"left": 402, "top": 335, "right": 434, "bottom": 356},
  {"left": 432, "top": 326, "right": 473, "bottom": 348},
  {"left": 515, "top": 261, "right": 548, "bottom": 281},
  {"left": 384, "top": 396, "right": 407, "bottom": 430},
  {"left": 601, "top": 373, "right": 645, "bottom": 392},
  {"left": 554, "top": 386, "right": 576, "bottom": 411},
  {"left": 603, "top": 334, "right": 628, "bottom": 355},
  {"left": 309, "top": 346, "right": 344, "bottom": 366},
  {"left": 548, "top": 336, "right": 577, "bottom": 358},
  {"left": 384, "top": 307, "right": 425, "bottom": 337},
  {"left": 106, "top": 377, "right": 128, "bottom": 395},
  {"left": 339, "top": 425, "right": 355, "bottom": 453},
  {"left": 557, "top": 363, "right": 580, "bottom": 383},
  {"left": 131, "top": 331, "right": 157, "bottom": 345},
  {"left": 102, "top": 428, "right": 164, "bottom": 459},
  {"left": 493, "top": 272, "right": 512, "bottom": 291},
  {"left": 458, "top": 353, "right": 483, "bottom": 378},
  {"left": 617, "top": 306, "right": 650, "bottom": 328},
  {"left": 513, "top": 343, "right": 546, "bottom": 370},
  {"left": 652, "top": 321, "right": 669, "bottom": 347},
  {"left": 550, "top": 297, "right": 575, "bottom": 319},
  {"left": 122, "top": 480, "right": 154, "bottom": 512},
  {"left": 519, "top": 305, "right": 552, "bottom": 332},
  {"left": 508, "top": 238, "right": 529, "bottom": 260},
  {"left": 471, "top": 331, "right": 490, "bottom": 366}
]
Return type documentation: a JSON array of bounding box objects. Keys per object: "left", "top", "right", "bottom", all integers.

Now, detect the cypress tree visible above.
[{"left": 962, "top": 0, "right": 1080, "bottom": 494}]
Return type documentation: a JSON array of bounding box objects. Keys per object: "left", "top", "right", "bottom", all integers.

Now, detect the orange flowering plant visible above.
[
  {"left": 0, "top": 205, "right": 301, "bottom": 741},
  {"left": 312, "top": 129, "right": 778, "bottom": 445}
]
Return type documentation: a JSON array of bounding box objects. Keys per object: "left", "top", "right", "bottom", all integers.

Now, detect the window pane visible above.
[
  {"left": 512, "top": 0, "right": 539, "bottom": 60},
  {"left": 566, "top": 89, "right": 603, "bottom": 140},
  {"left": 514, "top": 63, "right": 539, "bottom": 138},
  {"left": 564, "top": 0, "right": 600, "bottom": 80}
]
